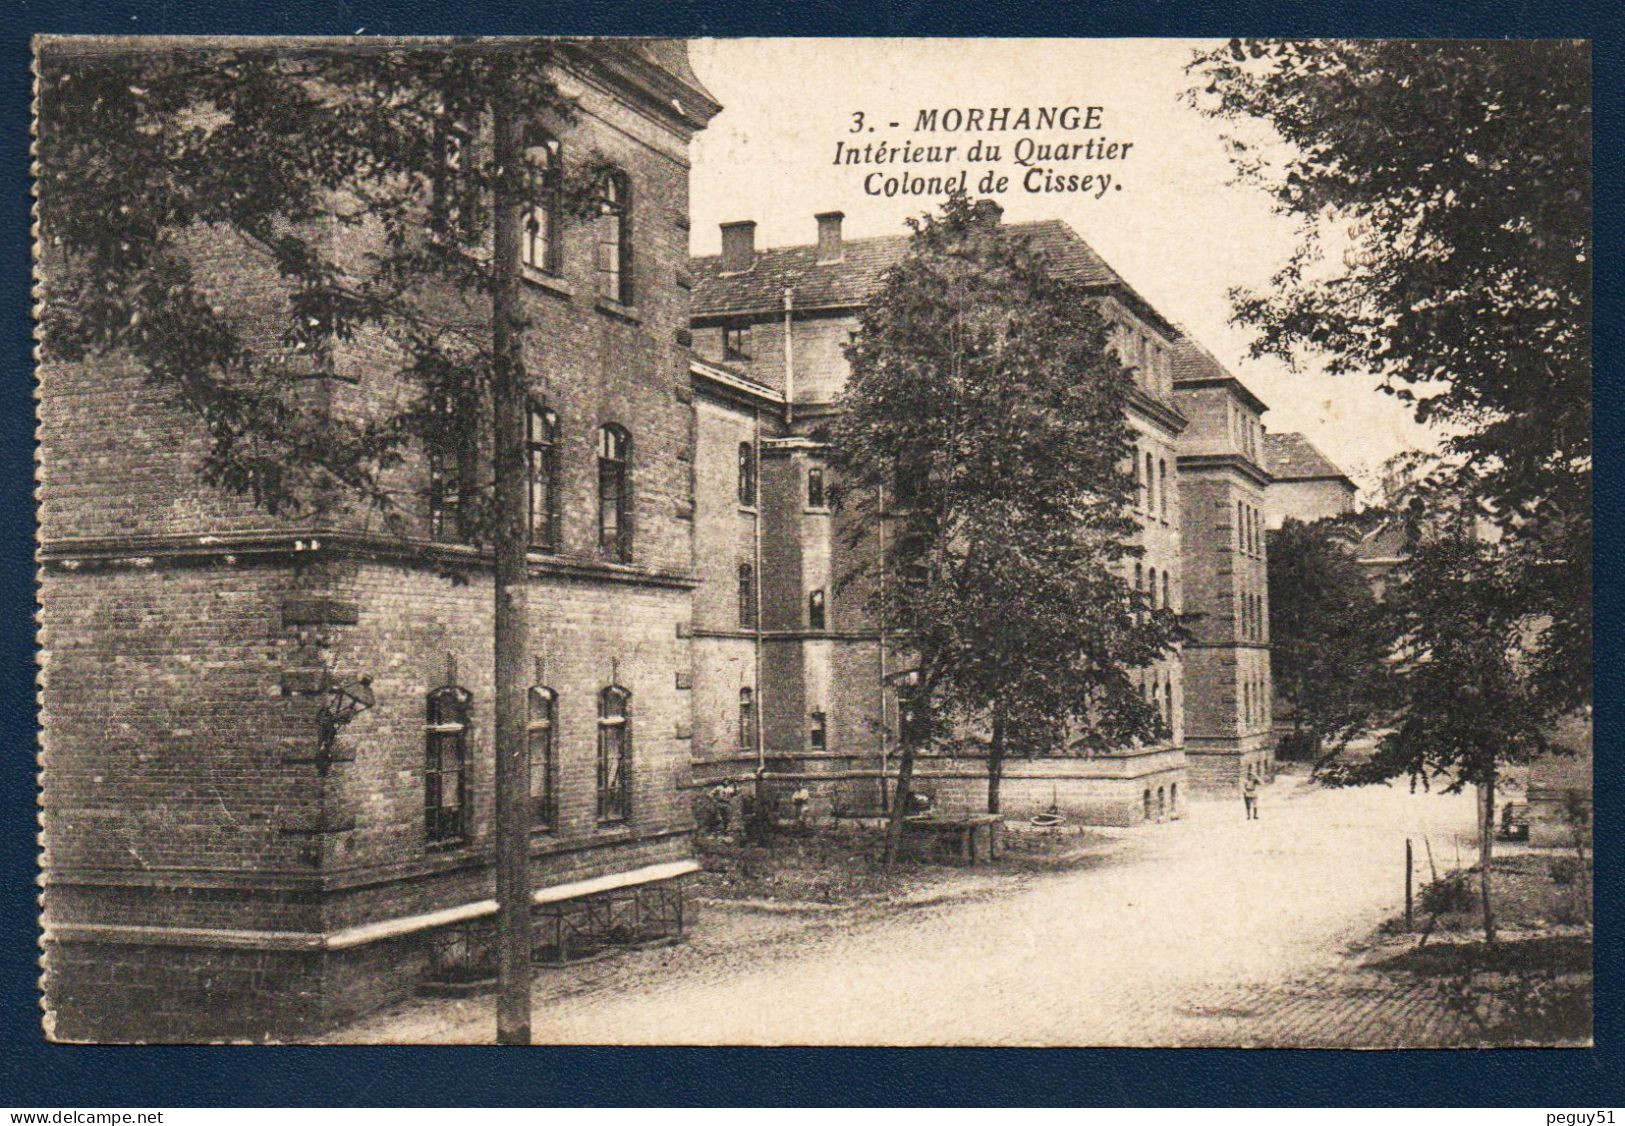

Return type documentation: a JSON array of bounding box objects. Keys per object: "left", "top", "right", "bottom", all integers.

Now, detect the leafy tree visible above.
[
  {"left": 1187, "top": 40, "right": 1592, "bottom": 715},
  {"left": 1320, "top": 533, "right": 1554, "bottom": 942},
  {"left": 35, "top": 38, "right": 608, "bottom": 1044},
  {"left": 828, "top": 194, "right": 1178, "bottom": 860},
  {"left": 1267, "top": 517, "right": 1388, "bottom": 762}
]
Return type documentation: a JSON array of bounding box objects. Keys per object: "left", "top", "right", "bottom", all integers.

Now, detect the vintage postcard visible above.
[{"left": 32, "top": 36, "right": 1592, "bottom": 1046}]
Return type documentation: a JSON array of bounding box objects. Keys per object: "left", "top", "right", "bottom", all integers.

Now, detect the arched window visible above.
[
  {"left": 738, "top": 562, "right": 756, "bottom": 629},
  {"left": 1159, "top": 459, "right": 1169, "bottom": 520},
  {"left": 1145, "top": 452, "right": 1156, "bottom": 515},
  {"left": 598, "top": 424, "right": 631, "bottom": 561},
  {"left": 808, "top": 589, "right": 826, "bottom": 631},
  {"left": 1148, "top": 567, "right": 1158, "bottom": 610},
  {"left": 527, "top": 685, "right": 556, "bottom": 829},
  {"left": 596, "top": 685, "right": 631, "bottom": 823},
  {"left": 1237, "top": 501, "right": 1246, "bottom": 551},
  {"left": 1163, "top": 571, "right": 1171, "bottom": 614},
  {"left": 523, "top": 130, "right": 563, "bottom": 275},
  {"left": 1157, "top": 786, "right": 1167, "bottom": 818},
  {"left": 738, "top": 441, "right": 756, "bottom": 507},
  {"left": 425, "top": 685, "right": 472, "bottom": 843},
  {"left": 739, "top": 687, "right": 755, "bottom": 754},
  {"left": 594, "top": 168, "right": 633, "bottom": 305},
  {"left": 1170, "top": 782, "right": 1179, "bottom": 811},
  {"left": 1134, "top": 449, "right": 1146, "bottom": 511},
  {"left": 527, "top": 400, "right": 560, "bottom": 552},
  {"left": 807, "top": 467, "right": 825, "bottom": 509},
  {"left": 1144, "top": 788, "right": 1153, "bottom": 820}
]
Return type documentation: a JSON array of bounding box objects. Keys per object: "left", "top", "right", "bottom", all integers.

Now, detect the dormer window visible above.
[{"left": 723, "top": 323, "right": 753, "bottom": 362}]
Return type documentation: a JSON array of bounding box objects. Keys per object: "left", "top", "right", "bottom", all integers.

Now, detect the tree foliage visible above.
[
  {"left": 35, "top": 39, "right": 601, "bottom": 532},
  {"left": 1188, "top": 39, "right": 1592, "bottom": 712},
  {"left": 1267, "top": 517, "right": 1388, "bottom": 761},
  {"left": 828, "top": 195, "right": 1180, "bottom": 821}
]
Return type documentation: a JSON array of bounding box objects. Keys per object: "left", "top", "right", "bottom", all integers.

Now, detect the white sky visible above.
[{"left": 684, "top": 38, "right": 1440, "bottom": 490}]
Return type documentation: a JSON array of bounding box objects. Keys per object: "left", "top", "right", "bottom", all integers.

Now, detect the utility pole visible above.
[{"left": 489, "top": 62, "right": 533, "bottom": 1045}]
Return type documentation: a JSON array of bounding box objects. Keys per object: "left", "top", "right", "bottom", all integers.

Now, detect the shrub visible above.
[{"left": 1420, "top": 873, "right": 1477, "bottom": 916}]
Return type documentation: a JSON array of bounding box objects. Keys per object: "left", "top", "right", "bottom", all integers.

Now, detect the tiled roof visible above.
[
  {"left": 1169, "top": 335, "right": 1269, "bottom": 413},
  {"left": 1264, "top": 432, "right": 1354, "bottom": 484},
  {"left": 1355, "top": 519, "right": 1412, "bottom": 563},
  {"left": 691, "top": 219, "right": 1161, "bottom": 329}
]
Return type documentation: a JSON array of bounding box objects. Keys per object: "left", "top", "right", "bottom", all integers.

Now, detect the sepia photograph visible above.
[{"left": 31, "top": 35, "right": 1592, "bottom": 1048}]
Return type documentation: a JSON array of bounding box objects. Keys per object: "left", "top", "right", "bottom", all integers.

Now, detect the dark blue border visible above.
[{"left": 4, "top": 0, "right": 1621, "bottom": 1107}]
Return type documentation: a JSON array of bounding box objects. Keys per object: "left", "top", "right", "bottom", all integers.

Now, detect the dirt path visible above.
[{"left": 327, "top": 774, "right": 1481, "bottom": 1046}]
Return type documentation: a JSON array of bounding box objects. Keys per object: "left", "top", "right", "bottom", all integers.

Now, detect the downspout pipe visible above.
[{"left": 782, "top": 288, "right": 795, "bottom": 427}]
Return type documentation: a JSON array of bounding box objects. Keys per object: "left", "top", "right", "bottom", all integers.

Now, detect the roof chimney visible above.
[
  {"left": 720, "top": 220, "right": 756, "bottom": 273},
  {"left": 815, "top": 210, "right": 845, "bottom": 264}
]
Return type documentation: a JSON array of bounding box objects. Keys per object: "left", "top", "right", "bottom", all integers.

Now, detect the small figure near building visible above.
[
  {"left": 1242, "top": 771, "right": 1260, "bottom": 820},
  {"left": 708, "top": 781, "right": 739, "bottom": 835}
]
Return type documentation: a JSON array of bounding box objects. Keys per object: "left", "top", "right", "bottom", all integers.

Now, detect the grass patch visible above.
[
  {"left": 1400, "top": 852, "right": 1592, "bottom": 936},
  {"left": 693, "top": 822, "right": 1103, "bottom": 907}
]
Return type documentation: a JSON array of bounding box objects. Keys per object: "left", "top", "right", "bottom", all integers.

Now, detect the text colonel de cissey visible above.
[{"left": 835, "top": 107, "right": 1132, "bottom": 200}]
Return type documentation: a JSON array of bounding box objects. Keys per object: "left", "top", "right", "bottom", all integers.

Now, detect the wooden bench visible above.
[{"left": 900, "top": 813, "right": 1004, "bottom": 866}]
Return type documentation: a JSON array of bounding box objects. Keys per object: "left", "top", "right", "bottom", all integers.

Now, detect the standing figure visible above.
[{"left": 1242, "top": 770, "right": 1259, "bottom": 820}]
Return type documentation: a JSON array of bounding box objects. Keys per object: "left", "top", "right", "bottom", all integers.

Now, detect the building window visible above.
[
  {"left": 527, "top": 685, "right": 556, "bottom": 829},
  {"left": 1159, "top": 459, "right": 1169, "bottom": 521},
  {"left": 522, "top": 130, "right": 563, "bottom": 276},
  {"left": 527, "top": 401, "right": 560, "bottom": 552},
  {"left": 1134, "top": 449, "right": 1146, "bottom": 511},
  {"left": 597, "top": 424, "right": 631, "bottom": 562},
  {"left": 426, "top": 390, "right": 465, "bottom": 543},
  {"left": 1148, "top": 567, "right": 1159, "bottom": 610},
  {"left": 738, "top": 441, "right": 756, "bottom": 507},
  {"left": 899, "top": 533, "right": 931, "bottom": 589},
  {"left": 1163, "top": 571, "right": 1171, "bottom": 614},
  {"left": 739, "top": 687, "right": 755, "bottom": 754},
  {"left": 808, "top": 588, "right": 826, "bottom": 631},
  {"left": 594, "top": 169, "right": 632, "bottom": 305},
  {"left": 427, "top": 450, "right": 462, "bottom": 543},
  {"left": 723, "top": 322, "right": 752, "bottom": 362},
  {"left": 432, "top": 113, "right": 478, "bottom": 244},
  {"left": 596, "top": 685, "right": 631, "bottom": 823},
  {"left": 807, "top": 467, "right": 825, "bottom": 509},
  {"left": 809, "top": 710, "right": 827, "bottom": 750},
  {"left": 1145, "top": 452, "right": 1156, "bottom": 515},
  {"left": 425, "top": 685, "right": 472, "bottom": 844},
  {"left": 893, "top": 461, "right": 921, "bottom": 509},
  {"left": 738, "top": 562, "right": 756, "bottom": 629},
  {"left": 1237, "top": 502, "right": 1246, "bottom": 552}
]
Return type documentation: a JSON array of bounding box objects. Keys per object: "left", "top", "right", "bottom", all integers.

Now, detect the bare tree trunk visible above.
[
  {"left": 490, "top": 86, "right": 533, "bottom": 1045},
  {"left": 987, "top": 708, "right": 1006, "bottom": 815},
  {"left": 1479, "top": 770, "right": 1496, "bottom": 946},
  {"left": 884, "top": 738, "right": 917, "bottom": 867}
]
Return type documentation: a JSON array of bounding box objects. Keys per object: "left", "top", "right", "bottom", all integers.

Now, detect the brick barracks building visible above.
[
  {"left": 37, "top": 41, "right": 1277, "bottom": 1040},
  {"left": 38, "top": 40, "right": 722, "bottom": 1041},
  {"left": 686, "top": 212, "right": 1274, "bottom": 824}
]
